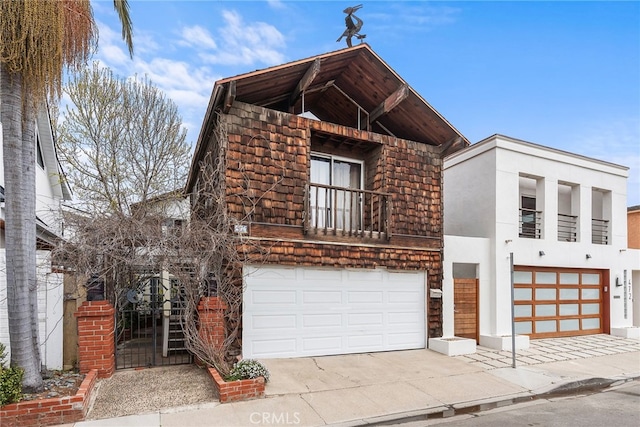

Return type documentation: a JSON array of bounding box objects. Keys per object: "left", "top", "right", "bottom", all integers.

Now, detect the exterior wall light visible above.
[
  {"left": 586, "top": 254, "right": 592, "bottom": 259},
  {"left": 539, "top": 251, "right": 545, "bottom": 256}
]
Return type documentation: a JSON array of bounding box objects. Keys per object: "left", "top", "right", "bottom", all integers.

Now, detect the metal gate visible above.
[{"left": 115, "top": 275, "right": 192, "bottom": 369}]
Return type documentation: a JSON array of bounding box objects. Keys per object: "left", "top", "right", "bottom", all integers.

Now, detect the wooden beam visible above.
[
  {"left": 440, "top": 136, "right": 464, "bottom": 157},
  {"left": 289, "top": 58, "right": 321, "bottom": 107},
  {"left": 369, "top": 84, "right": 408, "bottom": 123},
  {"left": 222, "top": 80, "right": 236, "bottom": 114}
]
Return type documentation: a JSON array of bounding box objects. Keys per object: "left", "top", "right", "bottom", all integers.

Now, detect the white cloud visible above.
[
  {"left": 267, "top": 0, "right": 286, "bottom": 10},
  {"left": 198, "top": 10, "right": 285, "bottom": 66},
  {"left": 90, "top": 9, "right": 287, "bottom": 145},
  {"left": 179, "top": 25, "right": 217, "bottom": 50},
  {"left": 97, "top": 21, "right": 130, "bottom": 65}
]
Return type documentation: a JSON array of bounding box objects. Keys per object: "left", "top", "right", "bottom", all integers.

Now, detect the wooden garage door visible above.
[
  {"left": 513, "top": 267, "right": 606, "bottom": 338},
  {"left": 243, "top": 266, "right": 426, "bottom": 358}
]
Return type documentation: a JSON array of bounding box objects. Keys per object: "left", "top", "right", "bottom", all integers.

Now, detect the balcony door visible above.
[{"left": 310, "top": 154, "right": 363, "bottom": 230}]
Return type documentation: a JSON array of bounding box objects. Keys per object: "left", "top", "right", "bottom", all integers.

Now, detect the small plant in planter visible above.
[{"left": 225, "top": 359, "right": 270, "bottom": 383}]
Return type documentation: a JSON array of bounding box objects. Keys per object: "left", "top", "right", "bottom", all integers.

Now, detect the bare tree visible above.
[
  {"left": 0, "top": 0, "right": 132, "bottom": 392},
  {"left": 55, "top": 112, "right": 280, "bottom": 376},
  {"left": 57, "top": 63, "right": 190, "bottom": 215}
]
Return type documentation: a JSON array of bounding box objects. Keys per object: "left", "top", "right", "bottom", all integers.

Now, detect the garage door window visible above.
[{"left": 514, "top": 267, "right": 604, "bottom": 338}]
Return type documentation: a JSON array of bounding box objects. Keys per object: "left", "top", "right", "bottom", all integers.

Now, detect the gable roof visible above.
[
  {"left": 37, "top": 106, "right": 72, "bottom": 201},
  {"left": 187, "top": 44, "right": 468, "bottom": 193}
]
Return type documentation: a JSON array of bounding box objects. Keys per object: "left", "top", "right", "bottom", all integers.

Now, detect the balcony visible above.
[
  {"left": 557, "top": 213, "right": 577, "bottom": 242},
  {"left": 592, "top": 218, "right": 609, "bottom": 245},
  {"left": 519, "top": 208, "right": 541, "bottom": 239},
  {"left": 304, "top": 183, "right": 391, "bottom": 239}
]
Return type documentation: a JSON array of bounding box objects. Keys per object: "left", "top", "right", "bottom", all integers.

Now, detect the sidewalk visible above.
[{"left": 63, "top": 335, "right": 640, "bottom": 427}]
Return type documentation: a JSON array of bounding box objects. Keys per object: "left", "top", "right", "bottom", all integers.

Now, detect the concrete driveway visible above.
[
  {"left": 77, "top": 336, "right": 639, "bottom": 427},
  {"left": 257, "top": 349, "right": 527, "bottom": 425}
]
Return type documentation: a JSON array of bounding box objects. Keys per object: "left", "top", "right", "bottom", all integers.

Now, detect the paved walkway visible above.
[
  {"left": 456, "top": 334, "right": 640, "bottom": 370},
  {"left": 59, "top": 335, "right": 640, "bottom": 427}
]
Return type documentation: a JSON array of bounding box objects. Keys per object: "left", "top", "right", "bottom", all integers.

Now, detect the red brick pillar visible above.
[
  {"left": 75, "top": 301, "right": 115, "bottom": 378},
  {"left": 197, "top": 297, "right": 227, "bottom": 350}
]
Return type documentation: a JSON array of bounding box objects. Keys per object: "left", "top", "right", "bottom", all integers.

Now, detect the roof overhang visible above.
[{"left": 187, "top": 44, "right": 469, "bottom": 192}]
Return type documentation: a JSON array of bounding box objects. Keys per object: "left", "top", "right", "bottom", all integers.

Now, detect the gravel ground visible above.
[{"left": 87, "top": 364, "right": 217, "bottom": 420}]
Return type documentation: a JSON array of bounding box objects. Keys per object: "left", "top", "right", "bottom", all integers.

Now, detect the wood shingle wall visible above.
[{"left": 196, "top": 101, "right": 445, "bottom": 337}]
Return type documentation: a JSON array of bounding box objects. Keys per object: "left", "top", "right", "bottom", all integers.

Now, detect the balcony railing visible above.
[
  {"left": 519, "top": 208, "right": 542, "bottom": 239},
  {"left": 557, "top": 213, "right": 577, "bottom": 242},
  {"left": 304, "top": 183, "right": 391, "bottom": 239},
  {"left": 592, "top": 218, "right": 609, "bottom": 245}
]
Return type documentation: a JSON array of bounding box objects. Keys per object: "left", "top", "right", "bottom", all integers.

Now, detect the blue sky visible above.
[{"left": 91, "top": 0, "right": 640, "bottom": 205}]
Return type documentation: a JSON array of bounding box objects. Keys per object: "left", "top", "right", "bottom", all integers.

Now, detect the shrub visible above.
[
  {"left": 0, "top": 343, "right": 24, "bottom": 406},
  {"left": 226, "top": 359, "right": 270, "bottom": 383}
]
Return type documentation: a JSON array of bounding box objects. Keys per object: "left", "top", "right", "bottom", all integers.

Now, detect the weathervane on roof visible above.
[{"left": 336, "top": 4, "right": 366, "bottom": 47}]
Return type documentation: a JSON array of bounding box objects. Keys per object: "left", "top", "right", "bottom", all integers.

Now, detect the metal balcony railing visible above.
[
  {"left": 304, "top": 183, "right": 391, "bottom": 239},
  {"left": 592, "top": 218, "right": 609, "bottom": 245},
  {"left": 519, "top": 208, "right": 542, "bottom": 239},
  {"left": 557, "top": 213, "right": 577, "bottom": 242}
]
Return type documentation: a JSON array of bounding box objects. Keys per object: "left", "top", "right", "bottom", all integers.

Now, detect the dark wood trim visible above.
[
  {"left": 440, "top": 136, "right": 465, "bottom": 157},
  {"left": 289, "top": 58, "right": 321, "bottom": 108},
  {"left": 223, "top": 80, "right": 236, "bottom": 114},
  {"left": 369, "top": 84, "right": 409, "bottom": 123},
  {"left": 249, "top": 222, "right": 441, "bottom": 249}
]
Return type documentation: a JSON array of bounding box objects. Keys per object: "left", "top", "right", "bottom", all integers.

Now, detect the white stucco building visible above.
[
  {"left": 442, "top": 134, "right": 639, "bottom": 351},
  {"left": 0, "top": 106, "right": 71, "bottom": 370}
]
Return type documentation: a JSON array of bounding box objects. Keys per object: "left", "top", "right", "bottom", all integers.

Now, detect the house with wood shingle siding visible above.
[{"left": 186, "top": 44, "right": 469, "bottom": 359}]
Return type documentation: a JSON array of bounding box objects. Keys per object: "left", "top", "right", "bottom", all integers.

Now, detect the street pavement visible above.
[{"left": 57, "top": 334, "right": 640, "bottom": 427}]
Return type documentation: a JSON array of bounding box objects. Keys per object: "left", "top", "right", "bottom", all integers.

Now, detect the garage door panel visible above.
[
  {"left": 388, "top": 290, "right": 422, "bottom": 303},
  {"left": 243, "top": 266, "right": 426, "bottom": 358},
  {"left": 250, "top": 339, "right": 297, "bottom": 357},
  {"left": 560, "top": 319, "right": 580, "bottom": 331},
  {"left": 302, "top": 268, "right": 342, "bottom": 281},
  {"left": 302, "top": 336, "right": 342, "bottom": 352},
  {"left": 302, "top": 290, "right": 342, "bottom": 304},
  {"left": 247, "top": 266, "right": 296, "bottom": 281},
  {"left": 250, "top": 289, "right": 297, "bottom": 305},
  {"left": 583, "top": 318, "right": 600, "bottom": 329},
  {"left": 347, "top": 312, "right": 383, "bottom": 326},
  {"left": 348, "top": 334, "right": 383, "bottom": 349},
  {"left": 302, "top": 313, "right": 342, "bottom": 328},
  {"left": 348, "top": 291, "right": 384, "bottom": 304},
  {"left": 250, "top": 314, "right": 297, "bottom": 330},
  {"left": 388, "top": 332, "right": 424, "bottom": 346},
  {"left": 347, "top": 269, "right": 384, "bottom": 282},
  {"left": 388, "top": 311, "right": 422, "bottom": 325}
]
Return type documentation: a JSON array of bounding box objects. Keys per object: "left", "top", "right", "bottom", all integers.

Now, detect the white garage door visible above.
[{"left": 243, "top": 266, "right": 426, "bottom": 358}]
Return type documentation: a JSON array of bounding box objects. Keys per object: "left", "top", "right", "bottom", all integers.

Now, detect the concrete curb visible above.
[{"left": 336, "top": 376, "right": 640, "bottom": 426}]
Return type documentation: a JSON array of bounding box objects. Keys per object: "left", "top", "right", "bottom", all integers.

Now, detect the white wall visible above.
[
  {"left": 443, "top": 235, "right": 491, "bottom": 337},
  {"left": 444, "top": 146, "right": 496, "bottom": 238},
  {"left": 0, "top": 250, "right": 63, "bottom": 370},
  {"left": 444, "top": 135, "right": 636, "bottom": 339}
]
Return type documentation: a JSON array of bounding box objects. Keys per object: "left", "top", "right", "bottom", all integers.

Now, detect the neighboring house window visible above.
[
  {"left": 310, "top": 153, "right": 363, "bottom": 230},
  {"left": 163, "top": 218, "right": 185, "bottom": 237},
  {"left": 520, "top": 195, "right": 540, "bottom": 239},
  {"left": 36, "top": 134, "right": 45, "bottom": 169}
]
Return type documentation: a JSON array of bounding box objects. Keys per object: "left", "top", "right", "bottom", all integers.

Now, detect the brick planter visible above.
[
  {"left": 207, "top": 367, "right": 265, "bottom": 403},
  {"left": 0, "top": 369, "right": 98, "bottom": 427}
]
